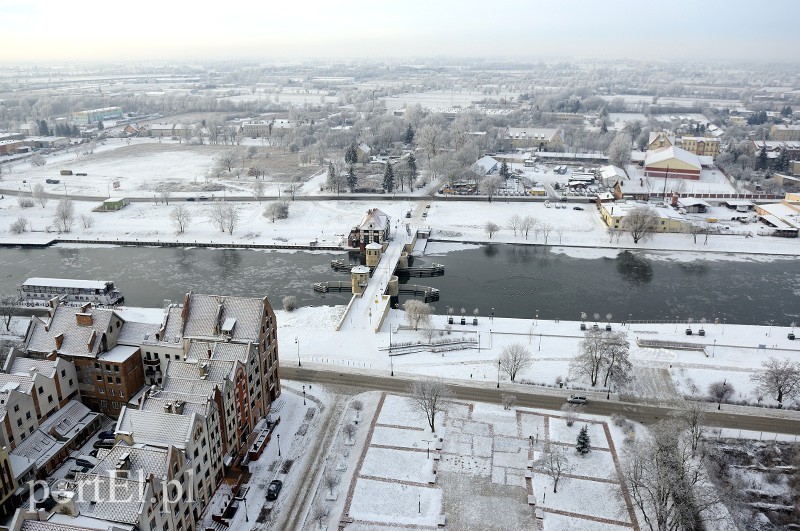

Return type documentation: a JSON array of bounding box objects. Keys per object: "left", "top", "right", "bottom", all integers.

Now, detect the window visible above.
[
  {"left": 96, "top": 375, "right": 102, "bottom": 381},
  {"left": 13, "top": 405, "right": 19, "bottom": 413},
  {"left": 105, "top": 364, "right": 111, "bottom": 371},
  {"left": 110, "top": 389, "right": 115, "bottom": 397},
  {"left": 116, "top": 377, "right": 121, "bottom": 384},
  {"left": 114, "top": 366, "right": 120, "bottom": 372},
  {"left": 28, "top": 426, "right": 34, "bottom": 434},
  {"left": 25, "top": 411, "right": 31, "bottom": 420},
  {"left": 69, "top": 379, "right": 73, "bottom": 386},
  {"left": 16, "top": 419, "right": 22, "bottom": 427},
  {"left": 48, "top": 395, "right": 53, "bottom": 403},
  {"left": 38, "top": 386, "right": 44, "bottom": 394},
  {"left": 94, "top": 362, "right": 100, "bottom": 370},
  {"left": 113, "top": 402, "right": 120, "bottom": 409},
  {"left": 61, "top": 369, "right": 66, "bottom": 377},
  {"left": 106, "top": 377, "right": 112, "bottom": 383},
  {"left": 119, "top": 391, "right": 124, "bottom": 398}
]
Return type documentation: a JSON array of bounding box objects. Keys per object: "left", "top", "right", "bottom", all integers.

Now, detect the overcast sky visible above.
[{"left": 2, "top": 0, "right": 798, "bottom": 63}]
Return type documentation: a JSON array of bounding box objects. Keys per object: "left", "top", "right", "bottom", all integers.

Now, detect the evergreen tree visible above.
[
  {"left": 781, "top": 105, "right": 793, "bottom": 117},
  {"left": 38, "top": 119, "right": 49, "bottom": 136},
  {"left": 71, "top": 125, "right": 80, "bottom": 137},
  {"left": 383, "top": 162, "right": 395, "bottom": 193},
  {"left": 97, "top": 121, "right": 104, "bottom": 131},
  {"left": 327, "top": 162, "right": 338, "bottom": 192},
  {"left": 404, "top": 124, "right": 414, "bottom": 144},
  {"left": 347, "top": 164, "right": 357, "bottom": 192},
  {"left": 576, "top": 425, "right": 591, "bottom": 455},
  {"left": 774, "top": 147, "right": 790, "bottom": 173},
  {"left": 406, "top": 154, "right": 417, "bottom": 190},
  {"left": 500, "top": 161, "right": 509, "bottom": 179},
  {"left": 757, "top": 144, "right": 768, "bottom": 170},
  {"left": 600, "top": 120, "right": 608, "bottom": 134},
  {"left": 344, "top": 145, "right": 357, "bottom": 165}
]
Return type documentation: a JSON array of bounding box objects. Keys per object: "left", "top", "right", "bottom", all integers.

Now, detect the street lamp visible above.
[
  {"left": 535, "top": 311, "right": 539, "bottom": 327},
  {"left": 712, "top": 339, "right": 716, "bottom": 358},
  {"left": 276, "top": 433, "right": 281, "bottom": 456},
  {"left": 497, "top": 360, "right": 501, "bottom": 388},
  {"left": 303, "top": 385, "right": 306, "bottom": 405},
  {"left": 538, "top": 333, "right": 542, "bottom": 352},
  {"left": 390, "top": 354, "right": 394, "bottom": 376},
  {"left": 490, "top": 308, "right": 494, "bottom": 322},
  {"left": 295, "top": 337, "right": 301, "bottom": 367},
  {"left": 607, "top": 371, "right": 613, "bottom": 400},
  {"left": 718, "top": 380, "right": 726, "bottom": 410}
]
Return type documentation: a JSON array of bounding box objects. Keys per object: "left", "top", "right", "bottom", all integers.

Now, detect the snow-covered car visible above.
[{"left": 266, "top": 480, "right": 283, "bottom": 501}]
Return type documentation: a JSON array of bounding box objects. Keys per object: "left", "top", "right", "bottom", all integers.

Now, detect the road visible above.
[{"left": 281, "top": 365, "right": 800, "bottom": 436}]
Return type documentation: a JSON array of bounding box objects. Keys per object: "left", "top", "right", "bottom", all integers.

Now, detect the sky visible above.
[{"left": 1, "top": 0, "right": 799, "bottom": 63}]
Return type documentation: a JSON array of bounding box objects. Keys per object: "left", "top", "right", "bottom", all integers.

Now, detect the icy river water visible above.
[{"left": 0, "top": 243, "right": 798, "bottom": 325}]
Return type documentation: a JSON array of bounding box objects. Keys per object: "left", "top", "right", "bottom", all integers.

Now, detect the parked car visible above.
[
  {"left": 573, "top": 206, "right": 584, "bottom": 211},
  {"left": 75, "top": 455, "right": 98, "bottom": 468},
  {"left": 97, "top": 430, "right": 115, "bottom": 440},
  {"left": 93, "top": 439, "right": 115, "bottom": 449},
  {"left": 266, "top": 480, "right": 283, "bottom": 501},
  {"left": 567, "top": 395, "right": 587, "bottom": 405},
  {"left": 405, "top": 211, "right": 411, "bottom": 218}
]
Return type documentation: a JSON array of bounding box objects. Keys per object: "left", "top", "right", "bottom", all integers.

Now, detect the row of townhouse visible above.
[{"left": 647, "top": 131, "right": 721, "bottom": 159}]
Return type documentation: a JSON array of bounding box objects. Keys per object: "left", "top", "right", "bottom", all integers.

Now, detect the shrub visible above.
[
  {"left": 282, "top": 295, "right": 298, "bottom": 312},
  {"left": 17, "top": 196, "right": 34, "bottom": 208}
]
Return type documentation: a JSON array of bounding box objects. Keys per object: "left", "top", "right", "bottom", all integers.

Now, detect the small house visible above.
[{"left": 103, "top": 197, "right": 128, "bottom": 211}]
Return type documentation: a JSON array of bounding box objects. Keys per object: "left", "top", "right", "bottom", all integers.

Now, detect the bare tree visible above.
[
  {"left": 282, "top": 295, "right": 298, "bottom": 312},
  {"left": 32, "top": 183, "right": 48, "bottom": 208},
  {"left": 9, "top": 217, "right": 28, "bottom": 234},
  {"left": 688, "top": 223, "right": 705, "bottom": 244},
  {"left": 540, "top": 222, "right": 553, "bottom": 244},
  {"left": 416, "top": 123, "right": 443, "bottom": 162},
  {"left": 157, "top": 187, "right": 172, "bottom": 205},
  {"left": 560, "top": 403, "right": 578, "bottom": 427},
  {"left": 79, "top": 214, "right": 94, "bottom": 229},
  {"left": 751, "top": 357, "right": 800, "bottom": 407},
  {"left": 312, "top": 505, "right": 328, "bottom": 529},
  {"left": 30, "top": 154, "right": 46, "bottom": 166},
  {"left": 672, "top": 401, "right": 705, "bottom": 457},
  {"left": 351, "top": 400, "right": 364, "bottom": 414},
  {"left": 322, "top": 471, "right": 338, "bottom": 496},
  {"left": 252, "top": 179, "right": 264, "bottom": 202},
  {"left": 17, "top": 196, "right": 34, "bottom": 208},
  {"left": 479, "top": 175, "right": 503, "bottom": 200},
  {"left": 209, "top": 201, "right": 227, "bottom": 232},
  {"left": 410, "top": 379, "right": 452, "bottom": 432},
  {"left": 170, "top": 205, "right": 191, "bottom": 234},
  {"left": 520, "top": 215, "right": 537, "bottom": 239},
  {"left": 608, "top": 132, "right": 632, "bottom": 168},
  {"left": 403, "top": 299, "right": 432, "bottom": 330},
  {"left": 708, "top": 380, "right": 734, "bottom": 410},
  {"left": 0, "top": 295, "right": 15, "bottom": 331},
  {"left": 507, "top": 214, "right": 522, "bottom": 236},
  {"left": 571, "top": 328, "right": 607, "bottom": 387},
  {"left": 264, "top": 201, "right": 289, "bottom": 222},
  {"left": 501, "top": 394, "right": 517, "bottom": 410},
  {"left": 485, "top": 221, "right": 500, "bottom": 239},
  {"left": 622, "top": 207, "right": 659, "bottom": 244},
  {"left": 343, "top": 422, "right": 356, "bottom": 443},
  {"left": 534, "top": 447, "right": 574, "bottom": 493},
  {"left": 499, "top": 343, "right": 533, "bottom": 382},
  {"left": 223, "top": 203, "right": 239, "bottom": 235},
  {"left": 246, "top": 145, "right": 258, "bottom": 159},
  {"left": 216, "top": 150, "right": 237, "bottom": 172},
  {"left": 52, "top": 198, "right": 74, "bottom": 233},
  {"left": 601, "top": 331, "right": 632, "bottom": 388}
]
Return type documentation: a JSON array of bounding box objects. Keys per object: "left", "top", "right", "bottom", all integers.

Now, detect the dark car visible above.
[
  {"left": 573, "top": 206, "right": 584, "bottom": 211},
  {"left": 93, "top": 439, "right": 115, "bottom": 449},
  {"left": 98, "top": 430, "right": 115, "bottom": 440},
  {"left": 266, "top": 480, "right": 283, "bottom": 501}
]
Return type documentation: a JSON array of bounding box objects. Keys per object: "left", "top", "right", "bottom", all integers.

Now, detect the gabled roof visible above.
[
  {"left": 358, "top": 208, "right": 389, "bottom": 232},
  {"left": 182, "top": 293, "right": 265, "bottom": 343},
  {"left": 473, "top": 156, "right": 499, "bottom": 176},
  {"left": 74, "top": 473, "right": 147, "bottom": 524},
  {"left": 507, "top": 127, "right": 559, "bottom": 141},
  {"left": 644, "top": 146, "right": 701, "bottom": 170},
  {"left": 26, "top": 305, "right": 117, "bottom": 358},
  {"left": 91, "top": 443, "right": 172, "bottom": 478}
]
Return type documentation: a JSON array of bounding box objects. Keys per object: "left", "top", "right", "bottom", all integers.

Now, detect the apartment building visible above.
[
  {"left": 506, "top": 127, "right": 563, "bottom": 150},
  {"left": 24, "top": 303, "right": 145, "bottom": 417},
  {"left": 679, "top": 136, "right": 720, "bottom": 158},
  {"left": 770, "top": 124, "right": 800, "bottom": 141},
  {"left": 0, "top": 445, "right": 16, "bottom": 519},
  {"left": 70, "top": 107, "right": 123, "bottom": 125}
]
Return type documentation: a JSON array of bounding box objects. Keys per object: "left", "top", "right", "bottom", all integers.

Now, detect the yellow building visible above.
[
  {"left": 507, "top": 128, "right": 563, "bottom": 150},
  {"left": 679, "top": 136, "right": 721, "bottom": 158},
  {"left": 599, "top": 201, "right": 691, "bottom": 233},
  {"left": 647, "top": 131, "right": 674, "bottom": 151},
  {"left": 644, "top": 146, "right": 702, "bottom": 180},
  {"left": 770, "top": 124, "right": 800, "bottom": 141}
]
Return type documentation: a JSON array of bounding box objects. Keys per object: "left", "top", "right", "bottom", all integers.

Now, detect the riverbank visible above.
[{"left": 2, "top": 197, "right": 799, "bottom": 258}]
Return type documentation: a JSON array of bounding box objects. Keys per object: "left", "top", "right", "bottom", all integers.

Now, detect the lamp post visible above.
[
  {"left": 302, "top": 385, "right": 306, "bottom": 405},
  {"left": 607, "top": 371, "right": 613, "bottom": 400},
  {"left": 295, "top": 337, "right": 301, "bottom": 367},
  {"left": 277, "top": 433, "right": 281, "bottom": 457},
  {"left": 535, "top": 310, "right": 539, "bottom": 327},
  {"left": 712, "top": 339, "right": 716, "bottom": 358},
  {"left": 718, "top": 380, "right": 726, "bottom": 410},
  {"left": 477, "top": 331, "right": 480, "bottom": 352},
  {"left": 390, "top": 354, "right": 394, "bottom": 376},
  {"left": 490, "top": 308, "right": 494, "bottom": 322},
  {"left": 497, "top": 360, "right": 501, "bottom": 388},
  {"left": 538, "top": 332, "right": 542, "bottom": 352}
]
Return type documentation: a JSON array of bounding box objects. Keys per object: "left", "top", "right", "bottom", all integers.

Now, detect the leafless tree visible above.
[
  {"left": 322, "top": 471, "right": 338, "bottom": 496},
  {"left": 17, "top": 196, "right": 34, "bottom": 208},
  {"left": 9, "top": 217, "right": 28, "bottom": 234},
  {"left": 540, "top": 222, "right": 553, "bottom": 244},
  {"left": 252, "top": 179, "right": 264, "bottom": 202},
  {"left": 501, "top": 394, "right": 517, "bottom": 410},
  {"left": 601, "top": 331, "right": 632, "bottom": 388},
  {"left": 520, "top": 215, "right": 537, "bottom": 239},
  {"left": 751, "top": 357, "right": 800, "bottom": 407},
  {"left": 534, "top": 447, "right": 574, "bottom": 493},
  {"left": 52, "top": 198, "right": 74, "bottom": 233},
  {"left": 264, "top": 201, "right": 289, "bottom": 222},
  {"left": 246, "top": 146, "right": 258, "bottom": 159},
  {"left": 479, "top": 175, "right": 503, "bottom": 200},
  {"left": 507, "top": 214, "right": 522, "bottom": 236},
  {"left": 0, "top": 295, "right": 15, "bottom": 331},
  {"left": 708, "top": 380, "right": 734, "bottom": 410},
  {"left": 622, "top": 419, "right": 720, "bottom": 531},
  {"left": 485, "top": 221, "right": 500, "bottom": 239},
  {"left": 209, "top": 201, "right": 227, "bottom": 232},
  {"left": 157, "top": 187, "right": 172, "bottom": 205},
  {"left": 343, "top": 422, "right": 356, "bottom": 443},
  {"left": 410, "top": 379, "right": 452, "bottom": 432},
  {"left": 80, "top": 214, "right": 94, "bottom": 229},
  {"left": 30, "top": 154, "right": 46, "bottom": 166},
  {"left": 672, "top": 401, "right": 705, "bottom": 457},
  {"left": 622, "top": 206, "right": 659, "bottom": 244},
  {"left": 223, "top": 203, "right": 239, "bottom": 235},
  {"left": 32, "top": 183, "right": 48, "bottom": 208},
  {"left": 312, "top": 505, "right": 328, "bottom": 529},
  {"left": 689, "top": 223, "right": 705, "bottom": 244},
  {"left": 403, "top": 299, "right": 432, "bottom": 330},
  {"left": 561, "top": 403, "right": 579, "bottom": 427},
  {"left": 608, "top": 132, "right": 632, "bottom": 168},
  {"left": 170, "top": 205, "right": 191, "bottom": 234},
  {"left": 571, "top": 329, "right": 608, "bottom": 387},
  {"left": 351, "top": 400, "right": 364, "bottom": 413},
  {"left": 499, "top": 343, "right": 533, "bottom": 382},
  {"left": 217, "top": 150, "right": 238, "bottom": 172},
  {"left": 416, "top": 123, "right": 443, "bottom": 162},
  {"left": 282, "top": 295, "right": 298, "bottom": 312}
]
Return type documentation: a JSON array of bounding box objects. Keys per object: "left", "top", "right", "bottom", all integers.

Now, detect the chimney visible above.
[
  {"left": 55, "top": 333, "right": 64, "bottom": 350},
  {"left": 80, "top": 302, "right": 91, "bottom": 313},
  {"left": 198, "top": 363, "right": 208, "bottom": 379},
  {"left": 76, "top": 312, "right": 93, "bottom": 327},
  {"left": 115, "top": 452, "right": 131, "bottom": 477},
  {"left": 163, "top": 402, "right": 172, "bottom": 413},
  {"left": 174, "top": 400, "right": 185, "bottom": 415}
]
